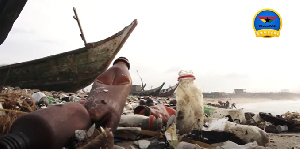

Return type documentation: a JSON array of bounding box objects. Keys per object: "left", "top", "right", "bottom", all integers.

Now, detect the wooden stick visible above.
[
  {"left": 73, "top": 7, "right": 87, "bottom": 46},
  {"left": 136, "top": 70, "right": 146, "bottom": 91}
]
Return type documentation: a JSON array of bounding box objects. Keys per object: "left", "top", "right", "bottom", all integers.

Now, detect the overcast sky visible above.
[{"left": 1, "top": 0, "right": 300, "bottom": 93}]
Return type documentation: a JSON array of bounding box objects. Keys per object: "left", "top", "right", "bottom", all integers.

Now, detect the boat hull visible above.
[
  {"left": 158, "top": 84, "right": 178, "bottom": 97},
  {"left": 0, "top": 19, "right": 137, "bottom": 92},
  {"left": 0, "top": 0, "right": 28, "bottom": 45},
  {"left": 131, "top": 82, "right": 165, "bottom": 96}
]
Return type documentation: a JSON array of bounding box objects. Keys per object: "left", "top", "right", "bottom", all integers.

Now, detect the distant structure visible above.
[
  {"left": 281, "top": 89, "right": 289, "bottom": 93},
  {"left": 203, "top": 92, "right": 226, "bottom": 98},
  {"left": 234, "top": 89, "right": 246, "bottom": 94},
  {"left": 131, "top": 85, "right": 141, "bottom": 93}
]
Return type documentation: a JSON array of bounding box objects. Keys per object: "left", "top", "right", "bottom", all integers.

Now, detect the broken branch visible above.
[{"left": 73, "top": 7, "right": 87, "bottom": 46}]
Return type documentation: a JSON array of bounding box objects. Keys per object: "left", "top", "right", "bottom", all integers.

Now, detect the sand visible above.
[
  {"left": 205, "top": 97, "right": 300, "bottom": 149},
  {"left": 268, "top": 133, "right": 300, "bottom": 149}
]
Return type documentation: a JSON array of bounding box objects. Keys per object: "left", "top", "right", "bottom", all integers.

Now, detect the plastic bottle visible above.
[
  {"left": 84, "top": 57, "right": 132, "bottom": 132},
  {"left": 134, "top": 105, "right": 176, "bottom": 124},
  {"left": 119, "top": 115, "right": 162, "bottom": 131},
  {"left": 276, "top": 125, "right": 288, "bottom": 132},
  {"left": 175, "top": 70, "right": 204, "bottom": 134},
  {"left": 0, "top": 102, "right": 91, "bottom": 149}
]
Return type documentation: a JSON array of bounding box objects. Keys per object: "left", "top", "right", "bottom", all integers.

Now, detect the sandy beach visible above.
[
  {"left": 205, "top": 97, "right": 300, "bottom": 149},
  {"left": 267, "top": 133, "right": 300, "bottom": 149}
]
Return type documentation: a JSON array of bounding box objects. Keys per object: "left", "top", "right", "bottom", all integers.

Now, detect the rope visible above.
[{"left": 0, "top": 108, "right": 27, "bottom": 114}]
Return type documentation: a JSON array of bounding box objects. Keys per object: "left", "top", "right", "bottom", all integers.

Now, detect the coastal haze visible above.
[{"left": 1, "top": 0, "right": 300, "bottom": 94}]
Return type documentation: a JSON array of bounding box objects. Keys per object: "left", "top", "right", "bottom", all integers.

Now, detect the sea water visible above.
[{"left": 237, "top": 99, "right": 300, "bottom": 115}]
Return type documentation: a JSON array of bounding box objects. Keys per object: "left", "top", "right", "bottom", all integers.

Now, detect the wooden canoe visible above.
[
  {"left": 158, "top": 84, "right": 178, "bottom": 97},
  {"left": 131, "top": 82, "right": 165, "bottom": 97},
  {"left": 0, "top": 19, "right": 138, "bottom": 92}
]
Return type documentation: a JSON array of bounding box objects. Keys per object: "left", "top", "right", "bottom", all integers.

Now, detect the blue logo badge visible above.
[{"left": 253, "top": 9, "right": 282, "bottom": 38}]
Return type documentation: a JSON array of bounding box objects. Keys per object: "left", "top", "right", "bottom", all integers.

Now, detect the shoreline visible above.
[{"left": 204, "top": 97, "right": 300, "bottom": 115}]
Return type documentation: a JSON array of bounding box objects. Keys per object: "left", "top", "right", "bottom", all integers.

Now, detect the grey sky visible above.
[{"left": 1, "top": 0, "right": 300, "bottom": 93}]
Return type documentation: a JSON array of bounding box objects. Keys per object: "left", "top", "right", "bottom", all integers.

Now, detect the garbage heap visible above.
[{"left": 0, "top": 86, "right": 279, "bottom": 149}]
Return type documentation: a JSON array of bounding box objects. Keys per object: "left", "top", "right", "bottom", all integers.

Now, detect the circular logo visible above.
[{"left": 253, "top": 9, "right": 282, "bottom": 38}]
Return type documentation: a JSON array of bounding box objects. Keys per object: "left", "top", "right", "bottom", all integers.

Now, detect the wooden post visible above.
[{"left": 73, "top": 7, "right": 87, "bottom": 46}]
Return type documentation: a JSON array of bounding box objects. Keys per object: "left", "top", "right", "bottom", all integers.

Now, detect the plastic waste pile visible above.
[{"left": 0, "top": 67, "right": 289, "bottom": 149}]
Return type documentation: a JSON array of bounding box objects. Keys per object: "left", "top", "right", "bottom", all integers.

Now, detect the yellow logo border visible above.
[{"left": 253, "top": 8, "right": 282, "bottom": 38}]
